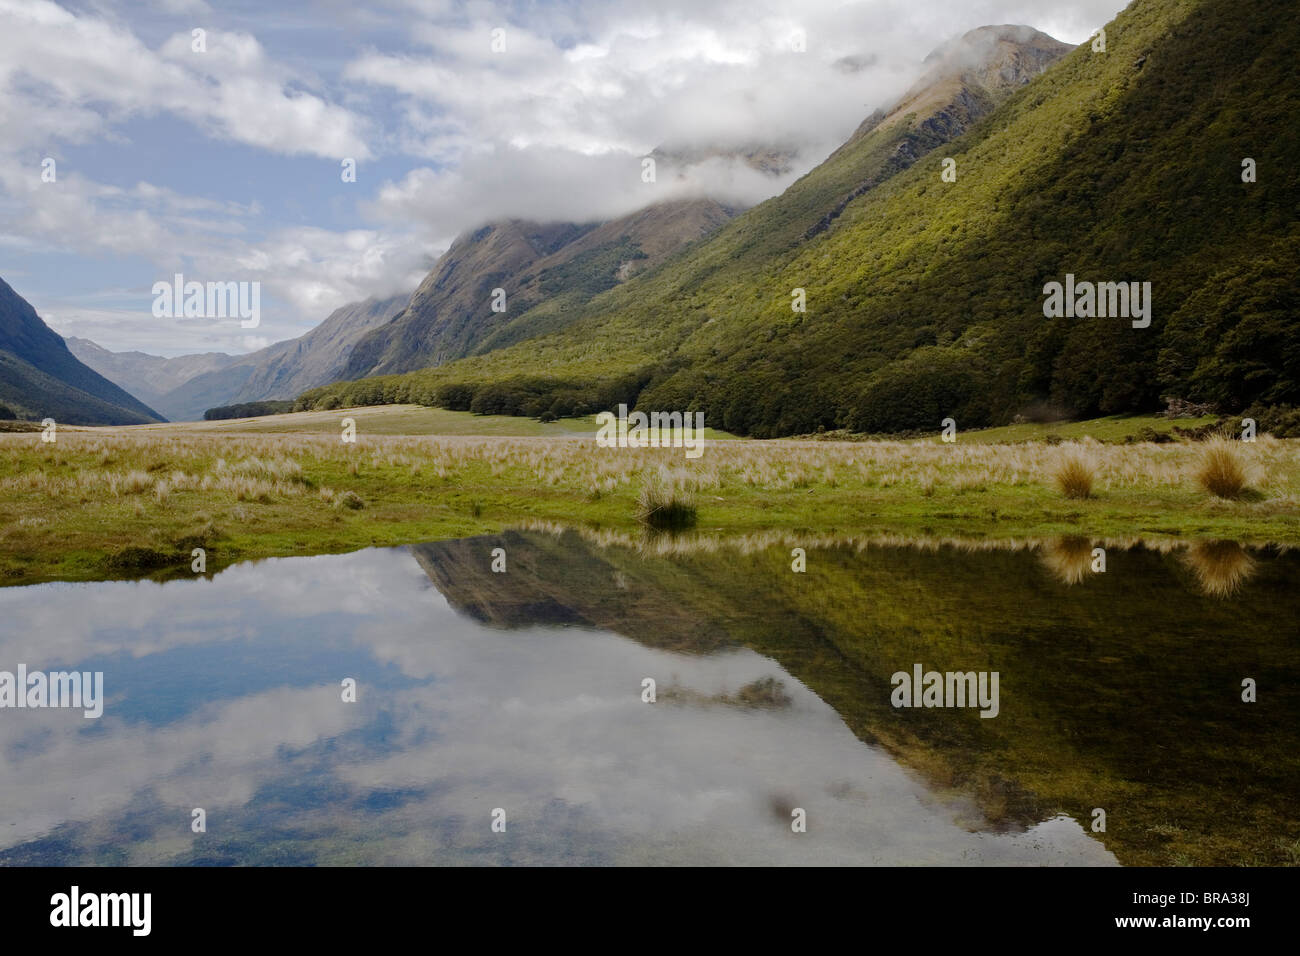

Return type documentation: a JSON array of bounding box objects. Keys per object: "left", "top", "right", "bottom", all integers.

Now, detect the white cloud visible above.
[
  {"left": 0, "top": 1, "right": 372, "bottom": 159},
  {"left": 34, "top": 219, "right": 433, "bottom": 354},
  {"left": 347, "top": 0, "right": 1125, "bottom": 242}
]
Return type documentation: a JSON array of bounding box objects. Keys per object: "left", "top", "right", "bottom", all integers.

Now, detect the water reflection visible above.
[
  {"left": 1182, "top": 540, "right": 1258, "bottom": 597},
  {"left": 0, "top": 531, "right": 1295, "bottom": 866},
  {"left": 1038, "top": 536, "right": 1100, "bottom": 585}
]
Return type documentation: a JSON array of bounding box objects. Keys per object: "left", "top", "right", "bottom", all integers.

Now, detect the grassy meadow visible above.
[
  {"left": 161, "top": 404, "right": 738, "bottom": 439},
  {"left": 1, "top": 406, "right": 1297, "bottom": 585}
]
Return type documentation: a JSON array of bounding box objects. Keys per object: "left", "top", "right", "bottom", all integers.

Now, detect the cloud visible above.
[
  {"left": 0, "top": 1, "right": 372, "bottom": 159},
  {"left": 349, "top": 0, "right": 1126, "bottom": 241},
  {"left": 34, "top": 220, "right": 433, "bottom": 354}
]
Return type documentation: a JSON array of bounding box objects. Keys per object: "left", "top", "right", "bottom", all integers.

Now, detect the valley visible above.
[{"left": 0, "top": 0, "right": 1295, "bottom": 882}]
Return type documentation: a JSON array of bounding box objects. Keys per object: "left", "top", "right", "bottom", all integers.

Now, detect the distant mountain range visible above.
[
  {"left": 63, "top": 338, "right": 238, "bottom": 416},
  {"left": 298, "top": 24, "right": 1073, "bottom": 415},
  {"left": 13, "top": 22, "right": 1066, "bottom": 426},
  {"left": 60, "top": 196, "right": 750, "bottom": 420},
  {"left": 144, "top": 295, "right": 409, "bottom": 421},
  {"left": 0, "top": 278, "right": 162, "bottom": 425},
  {"left": 58, "top": 295, "right": 408, "bottom": 422},
  {"left": 52, "top": 133, "right": 808, "bottom": 419}
]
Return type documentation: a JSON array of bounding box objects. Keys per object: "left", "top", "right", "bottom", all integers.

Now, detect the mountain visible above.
[
  {"left": 343, "top": 198, "right": 737, "bottom": 379},
  {"left": 65, "top": 338, "right": 236, "bottom": 416},
  {"left": 302, "top": 0, "right": 1299, "bottom": 436},
  {"left": 299, "top": 22, "right": 1079, "bottom": 422},
  {"left": 143, "top": 294, "right": 408, "bottom": 421},
  {"left": 0, "top": 278, "right": 163, "bottom": 425}
]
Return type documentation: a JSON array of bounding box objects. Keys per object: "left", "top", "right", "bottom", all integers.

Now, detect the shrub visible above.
[
  {"left": 104, "top": 547, "right": 175, "bottom": 570},
  {"left": 1128, "top": 425, "right": 1173, "bottom": 444},
  {"left": 1243, "top": 404, "right": 1300, "bottom": 439}
]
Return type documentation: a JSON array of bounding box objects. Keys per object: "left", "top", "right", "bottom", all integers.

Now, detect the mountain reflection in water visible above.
[{"left": 0, "top": 530, "right": 1295, "bottom": 866}]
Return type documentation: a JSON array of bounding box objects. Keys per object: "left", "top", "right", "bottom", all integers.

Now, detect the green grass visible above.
[
  {"left": 1, "top": 407, "right": 1297, "bottom": 585},
  {"left": 137, "top": 404, "right": 740, "bottom": 440}
]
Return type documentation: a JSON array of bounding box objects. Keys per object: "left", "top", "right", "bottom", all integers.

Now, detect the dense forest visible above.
[{"left": 204, "top": 400, "right": 296, "bottom": 420}]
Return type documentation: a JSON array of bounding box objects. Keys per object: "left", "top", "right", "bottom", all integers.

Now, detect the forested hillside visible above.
[{"left": 299, "top": 1, "right": 1298, "bottom": 436}]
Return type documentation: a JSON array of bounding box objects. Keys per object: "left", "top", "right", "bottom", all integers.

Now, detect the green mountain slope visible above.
[
  {"left": 0, "top": 278, "right": 163, "bottom": 425},
  {"left": 302, "top": 0, "right": 1299, "bottom": 436}
]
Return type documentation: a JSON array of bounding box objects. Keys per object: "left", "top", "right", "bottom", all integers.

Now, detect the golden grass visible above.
[{"left": 3, "top": 430, "right": 1294, "bottom": 507}]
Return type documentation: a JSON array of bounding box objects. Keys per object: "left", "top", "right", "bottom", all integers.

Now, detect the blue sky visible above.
[{"left": 0, "top": 0, "right": 1123, "bottom": 356}]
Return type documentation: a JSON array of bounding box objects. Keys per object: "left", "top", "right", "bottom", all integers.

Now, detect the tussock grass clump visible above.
[
  {"left": 122, "top": 469, "right": 153, "bottom": 494},
  {"left": 1196, "top": 440, "right": 1247, "bottom": 499},
  {"left": 1053, "top": 452, "right": 1095, "bottom": 499},
  {"left": 635, "top": 467, "right": 697, "bottom": 530}
]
